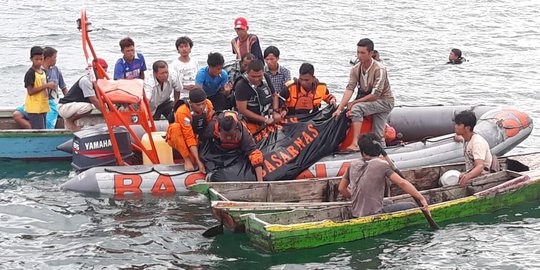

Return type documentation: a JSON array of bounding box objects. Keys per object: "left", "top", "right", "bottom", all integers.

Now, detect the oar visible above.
[
  {"left": 202, "top": 224, "right": 223, "bottom": 237},
  {"left": 379, "top": 148, "right": 440, "bottom": 230}
]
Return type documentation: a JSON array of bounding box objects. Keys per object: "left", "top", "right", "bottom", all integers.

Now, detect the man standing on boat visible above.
[
  {"left": 280, "top": 63, "right": 336, "bottom": 116},
  {"left": 166, "top": 87, "right": 213, "bottom": 173},
  {"left": 231, "top": 17, "right": 263, "bottom": 62},
  {"left": 234, "top": 59, "right": 281, "bottom": 134},
  {"left": 332, "top": 38, "right": 394, "bottom": 150},
  {"left": 57, "top": 59, "right": 108, "bottom": 131},
  {"left": 454, "top": 110, "right": 493, "bottom": 187},
  {"left": 203, "top": 111, "right": 264, "bottom": 181},
  {"left": 338, "top": 133, "right": 428, "bottom": 217}
]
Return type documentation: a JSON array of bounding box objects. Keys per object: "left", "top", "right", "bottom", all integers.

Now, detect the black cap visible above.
[{"left": 189, "top": 87, "right": 207, "bottom": 103}]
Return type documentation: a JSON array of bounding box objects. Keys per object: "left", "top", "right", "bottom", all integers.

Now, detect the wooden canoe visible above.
[
  {"left": 242, "top": 170, "right": 540, "bottom": 253},
  {"left": 189, "top": 152, "right": 540, "bottom": 232},
  {"left": 0, "top": 108, "right": 104, "bottom": 160}
]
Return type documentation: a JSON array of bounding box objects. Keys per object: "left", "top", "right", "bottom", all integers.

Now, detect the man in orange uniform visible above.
[
  {"left": 280, "top": 63, "right": 336, "bottom": 116},
  {"left": 203, "top": 111, "right": 265, "bottom": 181},
  {"left": 166, "top": 87, "right": 213, "bottom": 173}
]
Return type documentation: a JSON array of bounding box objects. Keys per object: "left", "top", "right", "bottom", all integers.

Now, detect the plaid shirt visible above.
[{"left": 265, "top": 64, "right": 291, "bottom": 93}]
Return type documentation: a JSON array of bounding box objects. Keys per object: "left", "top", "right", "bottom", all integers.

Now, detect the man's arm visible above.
[
  {"left": 236, "top": 100, "right": 269, "bottom": 124},
  {"left": 389, "top": 172, "right": 428, "bottom": 208},
  {"left": 88, "top": 96, "right": 102, "bottom": 112},
  {"left": 459, "top": 159, "right": 485, "bottom": 187},
  {"left": 338, "top": 174, "right": 351, "bottom": 199}
]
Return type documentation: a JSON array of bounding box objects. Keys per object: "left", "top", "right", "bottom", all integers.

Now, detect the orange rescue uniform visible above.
[
  {"left": 166, "top": 99, "right": 214, "bottom": 160},
  {"left": 280, "top": 80, "right": 335, "bottom": 115}
]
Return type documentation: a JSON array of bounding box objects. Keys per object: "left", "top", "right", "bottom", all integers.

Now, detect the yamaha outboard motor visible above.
[{"left": 72, "top": 126, "right": 132, "bottom": 171}]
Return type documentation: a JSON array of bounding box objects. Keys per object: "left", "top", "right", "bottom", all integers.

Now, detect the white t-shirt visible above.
[
  {"left": 464, "top": 133, "right": 492, "bottom": 173},
  {"left": 170, "top": 57, "right": 199, "bottom": 98}
]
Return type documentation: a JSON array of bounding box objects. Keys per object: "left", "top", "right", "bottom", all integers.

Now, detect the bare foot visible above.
[
  {"left": 342, "top": 145, "right": 360, "bottom": 152},
  {"left": 65, "top": 120, "right": 81, "bottom": 132},
  {"left": 184, "top": 158, "right": 195, "bottom": 171}
]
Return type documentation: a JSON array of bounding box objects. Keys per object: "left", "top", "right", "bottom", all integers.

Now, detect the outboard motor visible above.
[{"left": 72, "top": 126, "right": 132, "bottom": 171}]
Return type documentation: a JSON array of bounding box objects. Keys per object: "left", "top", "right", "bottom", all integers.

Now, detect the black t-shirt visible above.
[
  {"left": 234, "top": 74, "right": 275, "bottom": 102},
  {"left": 24, "top": 68, "right": 43, "bottom": 88}
]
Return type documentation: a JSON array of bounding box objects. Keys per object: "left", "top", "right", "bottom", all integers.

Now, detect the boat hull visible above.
[
  {"left": 243, "top": 173, "right": 540, "bottom": 253},
  {"left": 61, "top": 106, "right": 534, "bottom": 194},
  {"left": 0, "top": 130, "right": 73, "bottom": 160}
]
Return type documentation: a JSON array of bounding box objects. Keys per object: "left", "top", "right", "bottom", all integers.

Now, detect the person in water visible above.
[
  {"left": 453, "top": 110, "right": 493, "bottom": 187},
  {"left": 448, "top": 48, "right": 465, "bottom": 64},
  {"left": 338, "top": 133, "right": 429, "bottom": 217}
]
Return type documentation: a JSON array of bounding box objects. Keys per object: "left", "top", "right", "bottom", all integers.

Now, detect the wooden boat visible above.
[
  {"left": 189, "top": 152, "right": 540, "bottom": 233},
  {"left": 0, "top": 108, "right": 104, "bottom": 160},
  {"left": 242, "top": 170, "right": 540, "bottom": 253}
]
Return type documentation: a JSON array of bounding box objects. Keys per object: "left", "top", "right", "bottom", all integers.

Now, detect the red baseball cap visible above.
[
  {"left": 234, "top": 17, "right": 248, "bottom": 30},
  {"left": 92, "top": 58, "right": 108, "bottom": 69}
]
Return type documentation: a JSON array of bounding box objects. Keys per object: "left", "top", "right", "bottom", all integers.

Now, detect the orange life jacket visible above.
[
  {"left": 286, "top": 80, "right": 331, "bottom": 114},
  {"left": 213, "top": 111, "right": 243, "bottom": 149}
]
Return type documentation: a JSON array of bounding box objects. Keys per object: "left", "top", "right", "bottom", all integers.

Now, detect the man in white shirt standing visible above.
[
  {"left": 170, "top": 36, "right": 199, "bottom": 98},
  {"left": 454, "top": 110, "right": 493, "bottom": 187},
  {"left": 146, "top": 60, "right": 183, "bottom": 120}
]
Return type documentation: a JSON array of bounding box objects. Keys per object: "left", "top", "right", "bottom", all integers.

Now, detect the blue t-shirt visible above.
[
  {"left": 113, "top": 52, "right": 147, "bottom": 80},
  {"left": 45, "top": 66, "right": 66, "bottom": 99},
  {"left": 195, "top": 66, "right": 229, "bottom": 97}
]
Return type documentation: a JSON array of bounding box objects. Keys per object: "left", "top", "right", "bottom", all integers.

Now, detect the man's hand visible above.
[
  {"left": 197, "top": 161, "right": 206, "bottom": 174},
  {"left": 272, "top": 111, "right": 282, "bottom": 123},
  {"left": 459, "top": 172, "right": 473, "bottom": 187},
  {"left": 332, "top": 108, "right": 342, "bottom": 119},
  {"left": 454, "top": 135, "right": 464, "bottom": 143},
  {"left": 222, "top": 82, "right": 233, "bottom": 96}
]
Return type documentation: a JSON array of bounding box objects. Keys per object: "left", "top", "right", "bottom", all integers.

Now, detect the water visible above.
[{"left": 1, "top": 0, "right": 539, "bottom": 268}]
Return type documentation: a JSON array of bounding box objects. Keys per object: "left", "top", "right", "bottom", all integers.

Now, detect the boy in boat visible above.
[
  {"left": 170, "top": 36, "right": 199, "bottom": 98},
  {"left": 264, "top": 46, "right": 291, "bottom": 93},
  {"left": 20, "top": 46, "right": 57, "bottom": 129},
  {"left": 338, "top": 133, "right": 428, "bottom": 217},
  {"left": 57, "top": 59, "right": 108, "bottom": 131},
  {"left": 279, "top": 63, "right": 336, "bottom": 116},
  {"left": 231, "top": 17, "right": 263, "bottom": 62},
  {"left": 332, "top": 38, "right": 394, "bottom": 150},
  {"left": 202, "top": 110, "right": 264, "bottom": 181},
  {"left": 453, "top": 110, "right": 493, "bottom": 187},
  {"left": 234, "top": 59, "right": 281, "bottom": 134},
  {"left": 113, "top": 37, "right": 147, "bottom": 80},
  {"left": 145, "top": 60, "right": 183, "bottom": 120},
  {"left": 13, "top": 46, "right": 68, "bottom": 129},
  {"left": 166, "top": 87, "right": 213, "bottom": 173},
  {"left": 195, "top": 52, "right": 233, "bottom": 111}
]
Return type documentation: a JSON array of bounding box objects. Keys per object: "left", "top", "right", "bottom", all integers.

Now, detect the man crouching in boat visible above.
[
  {"left": 453, "top": 110, "right": 493, "bottom": 187},
  {"left": 166, "top": 87, "right": 213, "bottom": 173},
  {"left": 338, "top": 133, "right": 428, "bottom": 217},
  {"left": 202, "top": 111, "right": 265, "bottom": 181},
  {"left": 57, "top": 58, "right": 107, "bottom": 131}
]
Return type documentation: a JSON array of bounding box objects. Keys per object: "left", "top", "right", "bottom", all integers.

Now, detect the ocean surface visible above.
[{"left": 1, "top": 0, "right": 539, "bottom": 269}]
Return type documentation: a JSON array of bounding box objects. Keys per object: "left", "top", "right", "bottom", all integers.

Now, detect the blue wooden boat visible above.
[{"left": 0, "top": 108, "right": 103, "bottom": 160}]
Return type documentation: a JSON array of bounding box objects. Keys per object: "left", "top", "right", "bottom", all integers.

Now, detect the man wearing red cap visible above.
[
  {"left": 231, "top": 17, "right": 263, "bottom": 62},
  {"left": 57, "top": 58, "right": 108, "bottom": 131}
]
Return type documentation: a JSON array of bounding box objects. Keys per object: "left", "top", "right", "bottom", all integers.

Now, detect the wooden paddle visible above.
[{"left": 380, "top": 148, "right": 440, "bottom": 230}]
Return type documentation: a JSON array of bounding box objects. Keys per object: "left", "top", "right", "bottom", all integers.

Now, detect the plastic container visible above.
[
  {"left": 439, "top": 170, "right": 461, "bottom": 186},
  {"left": 141, "top": 131, "right": 174, "bottom": 165}
]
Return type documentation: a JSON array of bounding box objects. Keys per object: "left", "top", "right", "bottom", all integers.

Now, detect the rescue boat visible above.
[{"left": 60, "top": 105, "right": 533, "bottom": 195}]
